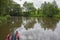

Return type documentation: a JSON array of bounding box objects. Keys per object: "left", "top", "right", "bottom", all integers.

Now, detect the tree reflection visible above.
[
  {"left": 24, "top": 17, "right": 36, "bottom": 30},
  {"left": 0, "top": 16, "right": 22, "bottom": 40},
  {"left": 38, "top": 17, "right": 59, "bottom": 31}
]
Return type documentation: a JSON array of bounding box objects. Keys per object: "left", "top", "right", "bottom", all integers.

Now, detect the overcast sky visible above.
[{"left": 13, "top": 0, "right": 60, "bottom": 8}]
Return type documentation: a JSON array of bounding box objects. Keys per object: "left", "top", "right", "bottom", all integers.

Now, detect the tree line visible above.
[{"left": 0, "top": 0, "right": 60, "bottom": 22}]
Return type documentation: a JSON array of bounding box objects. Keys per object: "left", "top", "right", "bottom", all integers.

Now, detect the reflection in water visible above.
[
  {"left": 24, "top": 17, "right": 36, "bottom": 30},
  {"left": 0, "top": 17, "right": 22, "bottom": 40},
  {"left": 38, "top": 17, "right": 59, "bottom": 31},
  {"left": 14, "top": 17, "right": 60, "bottom": 40},
  {"left": 0, "top": 17, "right": 60, "bottom": 40}
]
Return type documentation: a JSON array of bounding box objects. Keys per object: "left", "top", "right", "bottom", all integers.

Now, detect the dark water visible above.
[{"left": 0, "top": 17, "right": 60, "bottom": 40}]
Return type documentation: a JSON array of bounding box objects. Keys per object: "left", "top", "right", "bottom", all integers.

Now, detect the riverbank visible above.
[{"left": 0, "top": 15, "right": 11, "bottom": 23}]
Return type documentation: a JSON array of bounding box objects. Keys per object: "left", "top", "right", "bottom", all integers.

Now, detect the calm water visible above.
[{"left": 0, "top": 17, "right": 60, "bottom": 40}]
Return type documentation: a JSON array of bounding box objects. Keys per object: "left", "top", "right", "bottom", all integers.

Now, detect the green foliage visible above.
[
  {"left": 0, "top": 0, "right": 22, "bottom": 22},
  {"left": 0, "top": 0, "right": 13, "bottom": 16},
  {"left": 23, "top": 2, "right": 35, "bottom": 12},
  {"left": 0, "top": 0, "right": 60, "bottom": 22},
  {"left": 23, "top": 2, "right": 36, "bottom": 16},
  {"left": 0, "top": 0, "right": 12, "bottom": 23},
  {"left": 0, "top": 15, "right": 11, "bottom": 23},
  {"left": 41, "top": 0, "right": 59, "bottom": 17},
  {"left": 9, "top": 4, "right": 22, "bottom": 16}
]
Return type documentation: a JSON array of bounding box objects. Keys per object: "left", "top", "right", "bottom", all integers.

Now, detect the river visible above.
[{"left": 0, "top": 17, "right": 60, "bottom": 40}]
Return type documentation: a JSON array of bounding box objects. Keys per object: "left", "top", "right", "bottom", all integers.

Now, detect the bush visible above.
[{"left": 0, "top": 15, "right": 11, "bottom": 23}]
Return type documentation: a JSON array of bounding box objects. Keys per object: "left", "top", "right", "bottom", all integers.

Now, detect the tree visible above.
[
  {"left": 9, "top": 3, "right": 22, "bottom": 16},
  {"left": 0, "top": 0, "right": 22, "bottom": 16},
  {"left": 0, "top": 0, "right": 8, "bottom": 16},
  {"left": 41, "top": 2, "right": 48, "bottom": 16},
  {"left": 23, "top": 2, "right": 36, "bottom": 16},
  {"left": 23, "top": 2, "right": 35, "bottom": 12},
  {"left": 41, "top": 0, "right": 58, "bottom": 17},
  {"left": 52, "top": 0, "right": 58, "bottom": 8},
  {"left": 52, "top": 0, "right": 59, "bottom": 15},
  {"left": 0, "top": 0, "right": 16, "bottom": 16}
]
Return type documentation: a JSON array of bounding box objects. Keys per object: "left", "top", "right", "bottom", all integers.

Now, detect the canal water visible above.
[{"left": 0, "top": 17, "right": 60, "bottom": 40}]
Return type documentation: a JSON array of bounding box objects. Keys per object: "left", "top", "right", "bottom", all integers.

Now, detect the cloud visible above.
[
  {"left": 55, "top": 0, "right": 60, "bottom": 7},
  {"left": 13, "top": 0, "right": 60, "bottom": 8}
]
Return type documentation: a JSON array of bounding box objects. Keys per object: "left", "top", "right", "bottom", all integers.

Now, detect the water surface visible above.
[{"left": 0, "top": 17, "right": 60, "bottom": 40}]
